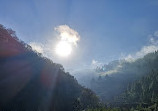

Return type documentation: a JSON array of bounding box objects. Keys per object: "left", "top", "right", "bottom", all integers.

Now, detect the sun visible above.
[{"left": 55, "top": 41, "right": 72, "bottom": 57}]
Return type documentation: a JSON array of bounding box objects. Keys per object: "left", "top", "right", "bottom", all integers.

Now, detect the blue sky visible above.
[{"left": 1, "top": 0, "right": 158, "bottom": 71}]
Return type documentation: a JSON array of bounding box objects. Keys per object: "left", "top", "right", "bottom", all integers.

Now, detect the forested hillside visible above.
[
  {"left": 90, "top": 51, "right": 158, "bottom": 104},
  {"left": 0, "top": 24, "right": 100, "bottom": 111},
  {"left": 113, "top": 70, "right": 158, "bottom": 110},
  {"left": 86, "top": 70, "right": 158, "bottom": 111}
]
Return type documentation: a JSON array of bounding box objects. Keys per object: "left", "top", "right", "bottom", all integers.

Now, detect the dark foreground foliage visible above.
[{"left": 0, "top": 24, "right": 100, "bottom": 111}]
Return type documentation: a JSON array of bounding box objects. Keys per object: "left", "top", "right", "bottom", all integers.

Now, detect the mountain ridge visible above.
[{"left": 0, "top": 24, "right": 100, "bottom": 111}]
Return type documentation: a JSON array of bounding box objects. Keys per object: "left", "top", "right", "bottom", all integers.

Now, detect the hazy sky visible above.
[{"left": 1, "top": 0, "right": 158, "bottom": 72}]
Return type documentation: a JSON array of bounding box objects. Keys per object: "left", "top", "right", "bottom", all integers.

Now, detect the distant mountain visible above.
[
  {"left": 85, "top": 69, "right": 158, "bottom": 110},
  {"left": 95, "top": 60, "right": 120, "bottom": 73},
  {"left": 0, "top": 24, "right": 100, "bottom": 111},
  {"left": 90, "top": 50, "right": 158, "bottom": 104},
  {"left": 72, "top": 68, "right": 98, "bottom": 88},
  {"left": 86, "top": 69, "right": 158, "bottom": 110}
]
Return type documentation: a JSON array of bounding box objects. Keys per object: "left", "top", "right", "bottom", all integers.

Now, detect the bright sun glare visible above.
[{"left": 55, "top": 41, "right": 72, "bottom": 57}]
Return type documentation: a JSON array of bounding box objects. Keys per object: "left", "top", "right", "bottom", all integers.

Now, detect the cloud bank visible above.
[
  {"left": 124, "top": 31, "right": 158, "bottom": 62},
  {"left": 91, "top": 59, "right": 103, "bottom": 68}
]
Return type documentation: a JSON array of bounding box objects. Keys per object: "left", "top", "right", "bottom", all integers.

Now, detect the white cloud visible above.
[
  {"left": 55, "top": 25, "right": 80, "bottom": 46},
  {"left": 105, "top": 69, "right": 118, "bottom": 75},
  {"left": 91, "top": 59, "right": 103, "bottom": 68},
  {"left": 92, "top": 60, "right": 98, "bottom": 65},
  {"left": 124, "top": 54, "right": 135, "bottom": 62},
  {"left": 149, "top": 31, "right": 158, "bottom": 45},
  {"left": 135, "top": 45, "right": 158, "bottom": 57},
  {"left": 154, "top": 31, "right": 158, "bottom": 37},
  {"left": 124, "top": 31, "right": 158, "bottom": 62},
  {"left": 29, "top": 42, "right": 44, "bottom": 53}
]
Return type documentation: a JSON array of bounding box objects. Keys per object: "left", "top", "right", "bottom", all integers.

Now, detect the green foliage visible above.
[
  {"left": 117, "top": 71, "right": 158, "bottom": 104},
  {"left": 112, "top": 70, "right": 158, "bottom": 110}
]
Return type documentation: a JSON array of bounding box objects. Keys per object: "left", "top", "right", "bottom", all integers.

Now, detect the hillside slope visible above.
[
  {"left": 0, "top": 25, "right": 100, "bottom": 111},
  {"left": 113, "top": 70, "right": 158, "bottom": 110}
]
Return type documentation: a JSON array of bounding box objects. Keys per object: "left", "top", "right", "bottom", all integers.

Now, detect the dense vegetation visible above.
[
  {"left": 113, "top": 70, "right": 158, "bottom": 110},
  {"left": 85, "top": 50, "right": 158, "bottom": 111},
  {"left": 87, "top": 70, "right": 158, "bottom": 111},
  {"left": 0, "top": 24, "right": 100, "bottom": 111},
  {"left": 90, "top": 51, "right": 158, "bottom": 104}
]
